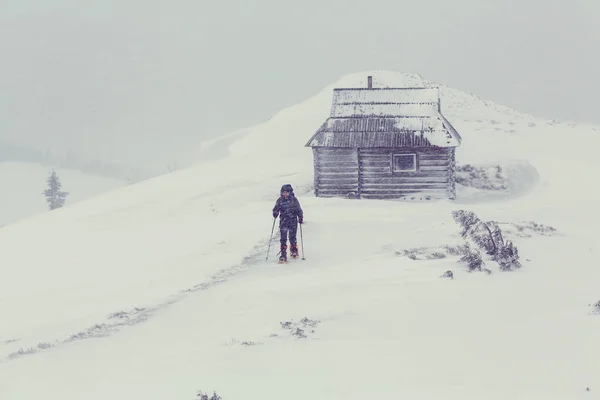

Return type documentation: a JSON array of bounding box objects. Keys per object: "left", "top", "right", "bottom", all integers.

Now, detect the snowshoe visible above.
[{"left": 278, "top": 245, "right": 288, "bottom": 264}]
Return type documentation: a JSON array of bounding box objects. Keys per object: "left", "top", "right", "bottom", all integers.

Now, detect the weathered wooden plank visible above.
[
  {"left": 361, "top": 188, "right": 448, "bottom": 193},
  {"left": 318, "top": 176, "right": 359, "bottom": 182},
  {"left": 419, "top": 153, "right": 450, "bottom": 160},
  {"left": 448, "top": 147, "right": 456, "bottom": 200},
  {"left": 361, "top": 179, "right": 449, "bottom": 186},
  {"left": 316, "top": 168, "right": 359, "bottom": 174},
  {"left": 361, "top": 182, "right": 448, "bottom": 189},
  {"left": 359, "top": 150, "right": 394, "bottom": 156},
  {"left": 419, "top": 165, "right": 450, "bottom": 171},
  {"left": 317, "top": 193, "right": 359, "bottom": 199},
  {"left": 361, "top": 192, "right": 449, "bottom": 199},
  {"left": 317, "top": 160, "right": 357, "bottom": 165},
  {"left": 419, "top": 159, "right": 450, "bottom": 167},
  {"left": 317, "top": 182, "right": 359, "bottom": 188},
  {"left": 317, "top": 167, "right": 358, "bottom": 173},
  {"left": 360, "top": 162, "right": 391, "bottom": 167},
  {"left": 361, "top": 176, "right": 449, "bottom": 183},
  {"left": 317, "top": 174, "right": 359, "bottom": 180},
  {"left": 313, "top": 148, "right": 319, "bottom": 196},
  {"left": 317, "top": 159, "right": 357, "bottom": 166},
  {"left": 360, "top": 158, "right": 391, "bottom": 164},
  {"left": 360, "top": 148, "right": 449, "bottom": 156},
  {"left": 360, "top": 162, "right": 392, "bottom": 171},
  {"left": 318, "top": 178, "right": 360, "bottom": 185},
  {"left": 317, "top": 186, "right": 359, "bottom": 191},
  {"left": 317, "top": 159, "right": 357, "bottom": 165},
  {"left": 360, "top": 166, "right": 391, "bottom": 173},
  {"left": 360, "top": 161, "right": 449, "bottom": 170},
  {"left": 317, "top": 193, "right": 347, "bottom": 198},
  {"left": 361, "top": 188, "right": 448, "bottom": 195},
  {"left": 359, "top": 152, "right": 392, "bottom": 157},
  {"left": 317, "top": 152, "right": 357, "bottom": 159},
  {"left": 360, "top": 160, "right": 448, "bottom": 169},
  {"left": 316, "top": 190, "right": 359, "bottom": 197},
  {"left": 360, "top": 150, "right": 448, "bottom": 156},
  {"left": 419, "top": 156, "right": 449, "bottom": 162},
  {"left": 315, "top": 148, "right": 357, "bottom": 156},
  {"left": 362, "top": 170, "right": 449, "bottom": 178},
  {"left": 359, "top": 159, "right": 391, "bottom": 165}
]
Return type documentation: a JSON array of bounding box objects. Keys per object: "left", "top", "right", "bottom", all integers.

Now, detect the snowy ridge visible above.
[{"left": 1, "top": 70, "right": 599, "bottom": 399}]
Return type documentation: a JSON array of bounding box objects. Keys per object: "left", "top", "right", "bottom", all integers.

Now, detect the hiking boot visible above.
[
  {"left": 290, "top": 243, "right": 299, "bottom": 258},
  {"left": 279, "top": 245, "right": 288, "bottom": 263}
]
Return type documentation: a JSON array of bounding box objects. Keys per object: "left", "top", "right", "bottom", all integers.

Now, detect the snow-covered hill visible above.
[
  {"left": 1, "top": 71, "right": 599, "bottom": 400},
  {"left": 0, "top": 162, "right": 127, "bottom": 227}
]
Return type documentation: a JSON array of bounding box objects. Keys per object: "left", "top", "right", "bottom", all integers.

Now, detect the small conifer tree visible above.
[{"left": 43, "top": 169, "right": 69, "bottom": 210}]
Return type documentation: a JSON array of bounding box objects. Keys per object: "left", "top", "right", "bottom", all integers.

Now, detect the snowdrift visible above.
[{"left": 1, "top": 70, "right": 599, "bottom": 400}]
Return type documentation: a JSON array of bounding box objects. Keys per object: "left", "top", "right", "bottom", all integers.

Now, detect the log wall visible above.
[
  {"left": 313, "top": 147, "right": 456, "bottom": 200},
  {"left": 358, "top": 147, "right": 452, "bottom": 199},
  {"left": 313, "top": 147, "right": 359, "bottom": 198}
]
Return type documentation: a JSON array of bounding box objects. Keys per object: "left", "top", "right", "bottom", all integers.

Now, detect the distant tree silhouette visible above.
[{"left": 43, "top": 169, "right": 69, "bottom": 210}]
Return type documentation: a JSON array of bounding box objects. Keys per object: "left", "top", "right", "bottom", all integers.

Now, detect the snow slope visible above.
[
  {"left": 0, "top": 162, "right": 127, "bottom": 227},
  {"left": 1, "top": 71, "right": 599, "bottom": 399}
]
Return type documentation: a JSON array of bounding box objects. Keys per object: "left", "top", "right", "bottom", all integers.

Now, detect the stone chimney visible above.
[{"left": 367, "top": 76, "right": 372, "bottom": 88}]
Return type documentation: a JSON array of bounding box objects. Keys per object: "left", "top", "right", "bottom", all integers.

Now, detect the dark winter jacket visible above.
[{"left": 273, "top": 194, "right": 303, "bottom": 226}]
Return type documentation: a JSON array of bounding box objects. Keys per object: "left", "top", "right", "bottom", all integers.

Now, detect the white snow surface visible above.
[
  {"left": 1, "top": 71, "right": 600, "bottom": 399},
  {"left": 0, "top": 162, "right": 126, "bottom": 227}
]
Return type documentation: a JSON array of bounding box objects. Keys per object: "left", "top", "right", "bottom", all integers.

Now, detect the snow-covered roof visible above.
[
  {"left": 306, "top": 86, "right": 462, "bottom": 148},
  {"left": 330, "top": 87, "right": 440, "bottom": 118}
]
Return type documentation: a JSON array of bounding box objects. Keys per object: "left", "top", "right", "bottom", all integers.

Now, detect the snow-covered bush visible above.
[
  {"left": 495, "top": 240, "right": 521, "bottom": 271},
  {"left": 451, "top": 210, "right": 521, "bottom": 271},
  {"left": 457, "top": 243, "right": 487, "bottom": 272},
  {"left": 452, "top": 210, "right": 499, "bottom": 255},
  {"left": 443, "top": 245, "right": 465, "bottom": 256}
]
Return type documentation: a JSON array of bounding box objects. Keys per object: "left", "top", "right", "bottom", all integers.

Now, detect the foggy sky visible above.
[{"left": 1, "top": 0, "right": 598, "bottom": 175}]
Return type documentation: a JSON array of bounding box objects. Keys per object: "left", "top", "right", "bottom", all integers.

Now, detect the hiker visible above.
[{"left": 272, "top": 184, "right": 303, "bottom": 262}]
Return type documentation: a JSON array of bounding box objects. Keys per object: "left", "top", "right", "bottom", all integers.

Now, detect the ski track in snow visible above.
[{"left": 1, "top": 237, "right": 277, "bottom": 363}]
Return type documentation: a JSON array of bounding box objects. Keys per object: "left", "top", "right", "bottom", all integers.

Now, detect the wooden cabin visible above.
[{"left": 305, "top": 76, "right": 462, "bottom": 200}]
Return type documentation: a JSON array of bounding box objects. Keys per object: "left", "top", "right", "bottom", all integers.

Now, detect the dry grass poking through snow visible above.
[
  {"left": 455, "top": 163, "right": 508, "bottom": 191},
  {"left": 196, "top": 391, "right": 222, "bottom": 400}
]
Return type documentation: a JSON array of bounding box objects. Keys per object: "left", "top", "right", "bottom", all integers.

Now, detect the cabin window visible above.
[{"left": 392, "top": 154, "right": 417, "bottom": 172}]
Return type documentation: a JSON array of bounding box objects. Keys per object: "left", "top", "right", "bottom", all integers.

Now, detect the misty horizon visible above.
[{"left": 2, "top": 0, "right": 598, "bottom": 177}]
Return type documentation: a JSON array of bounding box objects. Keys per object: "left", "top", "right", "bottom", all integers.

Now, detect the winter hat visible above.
[{"left": 280, "top": 184, "right": 293, "bottom": 194}]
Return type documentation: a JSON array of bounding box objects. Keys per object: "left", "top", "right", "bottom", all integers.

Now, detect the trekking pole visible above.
[
  {"left": 299, "top": 221, "right": 305, "bottom": 260},
  {"left": 266, "top": 217, "right": 276, "bottom": 261}
]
